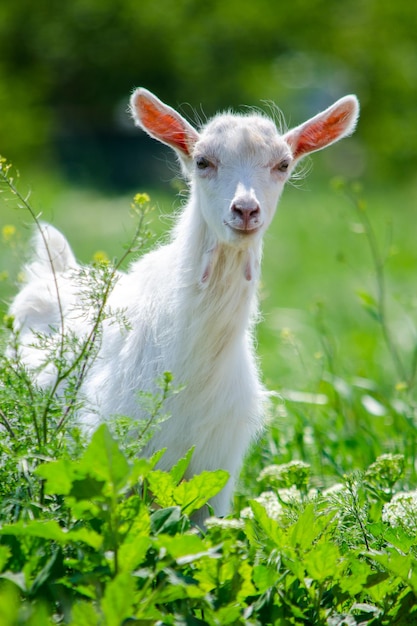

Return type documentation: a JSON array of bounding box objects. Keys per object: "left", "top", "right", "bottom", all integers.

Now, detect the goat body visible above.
[{"left": 10, "top": 89, "right": 359, "bottom": 522}]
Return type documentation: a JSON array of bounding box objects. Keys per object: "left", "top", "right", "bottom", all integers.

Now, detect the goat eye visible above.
[
  {"left": 274, "top": 160, "right": 290, "bottom": 173},
  {"left": 196, "top": 156, "right": 211, "bottom": 170}
]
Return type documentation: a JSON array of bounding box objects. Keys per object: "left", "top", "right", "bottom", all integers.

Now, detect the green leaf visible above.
[
  {"left": 81, "top": 424, "right": 131, "bottom": 492},
  {"left": 249, "top": 499, "right": 284, "bottom": 546},
  {"left": 147, "top": 470, "right": 176, "bottom": 508},
  {"left": 290, "top": 505, "right": 335, "bottom": 552},
  {"left": 67, "top": 528, "right": 103, "bottom": 549},
  {"left": 68, "top": 602, "right": 100, "bottom": 626},
  {"left": 304, "top": 542, "right": 342, "bottom": 582},
  {"left": 147, "top": 468, "right": 228, "bottom": 514},
  {"left": 0, "top": 546, "right": 11, "bottom": 572},
  {"left": 150, "top": 507, "right": 183, "bottom": 535},
  {"left": 156, "top": 534, "right": 211, "bottom": 564},
  {"left": 0, "top": 520, "right": 102, "bottom": 548},
  {"left": 371, "top": 550, "right": 417, "bottom": 594},
  {"left": 69, "top": 476, "right": 106, "bottom": 500},
  {"left": 253, "top": 564, "right": 277, "bottom": 593},
  {"left": 169, "top": 447, "right": 194, "bottom": 484},
  {"left": 289, "top": 503, "right": 317, "bottom": 551},
  {"left": 0, "top": 583, "right": 19, "bottom": 625},
  {"left": 36, "top": 458, "right": 76, "bottom": 495},
  {"left": 118, "top": 536, "right": 151, "bottom": 572},
  {"left": 101, "top": 572, "right": 136, "bottom": 626},
  {"left": 0, "top": 520, "right": 69, "bottom": 542},
  {"left": 176, "top": 470, "right": 229, "bottom": 515}
]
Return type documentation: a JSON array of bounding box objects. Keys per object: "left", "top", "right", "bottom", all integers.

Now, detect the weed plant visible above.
[{"left": 0, "top": 159, "right": 417, "bottom": 624}]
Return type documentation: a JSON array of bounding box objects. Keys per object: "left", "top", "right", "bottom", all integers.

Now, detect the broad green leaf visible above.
[
  {"left": 69, "top": 476, "right": 106, "bottom": 500},
  {"left": 36, "top": 458, "right": 76, "bottom": 495},
  {"left": 154, "top": 568, "right": 207, "bottom": 602},
  {"left": 304, "top": 542, "right": 342, "bottom": 582},
  {"left": 67, "top": 528, "right": 103, "bottom": 549},
  {"left": 339, "top": 556, "right": 374, "bottom": 595},
  {"left": 101, "top": 572, "right": 135, "bottom": 626},
  {"left": 169, "top": 446, "right": 194, "bottom": 484},
  {"left": 237, "top": 559, "right": 257, "bottom": 602},
  {"left": 215, "top": 605, "right": 243, "bottom": 624},
  {"left": 0, "top": 520, "right": 69, "bottom": 542},
  {"left": 150, "top": 507, "right": 182, "bottom": 535},
  {"left": 290, "top": 505, "right": 335, "bottom": 552},
  {"left": 253, "top": 564, "right": 278, "bottom": 593},
  {"left": 0, "top": 520, "right": 102, "bottom": 548},
  {"left": 118, "top": 536, "right": 151, "bottom": 572},
  {"left": 249, "top": 499, "right": 284, "bottom": 546},
  {"left": 148, "top": 468, "right": 228, "bottom": 514},
  {"left": 147, "top": 470, "right": 176, "bottom": 508},
  {"left": 156, "top": 534, "right": 211, "bottom": 564},
  {"left": 383, "top": 525, "right": 417, "bottom": 553},
  {"left": 128, "top": 456, "right": 162, "bottom": 487},
  {"left": 371, "top": 550, "right": 417, "bottom": 594},
  {"left": 81, "top": 424, "right": 131, "bottom": 492},
  {"left": 0, "top": 582, "right": 19, "bottom": 624},
  {"left": 289, "top": 504, "right": 317, "bottom": 551},
  {"left": 176, "top": 470, "right": 229, "bottom": 514},
  {"left": 68, "top": 602, "right": 100, "bottom": 626}
]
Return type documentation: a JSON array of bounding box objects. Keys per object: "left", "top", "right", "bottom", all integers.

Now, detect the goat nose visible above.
[{"left": 231, "top": 202, "right": 261, "bottom": 230}]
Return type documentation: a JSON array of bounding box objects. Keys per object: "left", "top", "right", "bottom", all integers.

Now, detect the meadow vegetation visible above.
[{"left": 1, "top": 160, "right": 417, "bottom": 624}]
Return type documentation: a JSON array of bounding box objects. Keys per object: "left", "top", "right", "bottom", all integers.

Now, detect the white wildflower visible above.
[
  {"left": 240, "top": 491, "right": 284, "bottom": 521},
  {"left": 322, "top": 483, "right": 348, "bottom": 498},
  {"left": 258, "top": 460, "right": 310, "bottom": 490},
  {"left": 382, "top": 490, "right": 417, "bottom": 535},
  {"left": 205, "top": 516, "right": 245, "bottom": 530},
  {"left": 277, "top": 485, "right": 302, "bottom": 504},
  {"left": 239, "top": 507, "right": 253, "bottom": 520}
]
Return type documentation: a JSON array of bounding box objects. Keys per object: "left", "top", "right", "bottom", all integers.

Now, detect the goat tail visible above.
[{"left": 24, "top": 223, "right": 77, "bottom": 281}]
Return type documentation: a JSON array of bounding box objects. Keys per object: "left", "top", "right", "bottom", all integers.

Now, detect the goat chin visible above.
[{"left": 9, "top": 87, "right": 359, "bottom": 524}]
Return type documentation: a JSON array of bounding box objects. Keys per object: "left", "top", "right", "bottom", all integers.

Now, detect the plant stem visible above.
[{"left": 349, "top": 191, "right": 408, "bottom": 384}]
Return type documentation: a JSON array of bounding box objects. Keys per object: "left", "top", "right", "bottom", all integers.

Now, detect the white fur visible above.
[{"left": 9, "top": 89, "right": 359, "bottom": 523}]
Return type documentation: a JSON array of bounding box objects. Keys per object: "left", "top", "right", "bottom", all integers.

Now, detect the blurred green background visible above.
[{"left": 1, "top": 0, "right": 417, "bottom": 398}]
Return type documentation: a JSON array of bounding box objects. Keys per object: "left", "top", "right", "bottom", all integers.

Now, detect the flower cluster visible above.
[
  {"left": 258, "top": 460, "right": 311, "bottom": 490},
  {"left": 241, "top": 491, "right": 284, "bottom": 521},
  {"left": 205, "top": 517, "right": 245, "bottom": 530},
  {"left": 365, "top": 453, "right": 405, "bottom": 489},
  {"left": 382, "top": 490, "right": 417, "bottom": 535}
]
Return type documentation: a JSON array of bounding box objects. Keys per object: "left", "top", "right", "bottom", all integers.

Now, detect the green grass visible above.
[
  {"left": 1, "top": 164, "right": 417, "bottom": 623},
  {"left": 5, "top": 169, "right": 417, "bottom": 389}
]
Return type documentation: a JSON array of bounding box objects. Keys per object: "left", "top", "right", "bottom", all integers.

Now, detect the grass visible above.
[
  {"left": 1, "top": 162, "right": 417, "bottom": 623},
  {"left": 2, "top": 169, "right": 416, "bottom": 385}
]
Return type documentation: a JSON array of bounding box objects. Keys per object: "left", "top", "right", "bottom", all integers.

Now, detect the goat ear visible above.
[
  {"left": 284, "top": 95, "right": 359, "bottom": 160},
  {"left": 130, "top": 88, "right": 199, "bottom": 158}
]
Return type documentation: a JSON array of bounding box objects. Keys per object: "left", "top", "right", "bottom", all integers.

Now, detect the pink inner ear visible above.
[
  {"left": 137, "top": 97, "right": 192, "bottom": 156},
  {"left": 292, "top": 106, "right": 354, "bottom": 159}
]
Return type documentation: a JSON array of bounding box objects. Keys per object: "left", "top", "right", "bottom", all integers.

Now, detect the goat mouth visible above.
[{"left": 224, "top": 221, "right": 262, "bottom": 235}]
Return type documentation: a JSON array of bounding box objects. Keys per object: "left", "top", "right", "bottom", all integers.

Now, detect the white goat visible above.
[{"left": 10, "top": 89, "right": 359, "bottom": 522}]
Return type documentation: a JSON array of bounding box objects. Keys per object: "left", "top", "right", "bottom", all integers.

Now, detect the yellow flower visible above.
[
  {"left": 133, "top": 192, "right": 150, "bottom": 206},
  {"left": 2, "top": 224, "right": 16, "bottom": 242},
  {"left": 92, "top": 250, "right": 110, "bottom": 266}
]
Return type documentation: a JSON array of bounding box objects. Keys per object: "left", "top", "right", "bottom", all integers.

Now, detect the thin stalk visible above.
[
  {"left": 349, "top": 191, "right": 408, "bottom": 384},
  {"left": 55, "top": 202, "right": 150, "bottom": 434},
  {"left": 0, "top": 160, "right": 66, "bottom": 444},
  {"left": 0, "top": 408, "right": 16, "bottom": 438}
]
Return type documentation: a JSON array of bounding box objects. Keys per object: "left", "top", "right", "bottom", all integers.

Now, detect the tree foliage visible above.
[{"left": 0, "top": 0, "right": 416, "bottom": 183}]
